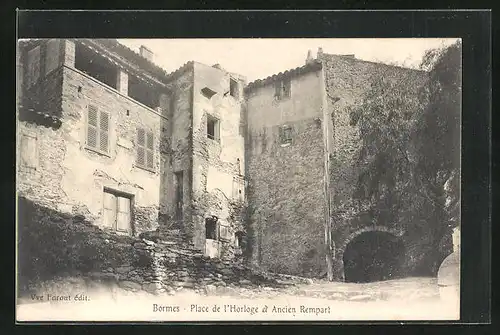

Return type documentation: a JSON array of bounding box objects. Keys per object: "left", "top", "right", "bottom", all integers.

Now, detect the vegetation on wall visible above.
[{"left": 347, "top": 41, "right": 461, "bottom": 274}]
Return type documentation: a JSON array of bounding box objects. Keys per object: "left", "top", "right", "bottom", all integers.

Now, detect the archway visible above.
[{"left": 342, "top": 231, "right": 405, "bottom": 283}]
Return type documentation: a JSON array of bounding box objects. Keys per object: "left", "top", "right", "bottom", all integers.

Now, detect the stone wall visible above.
[
  {"left": 190, "top": 63, "right": 247, "bottom": 256},
  {"left": 17, "top": 196, "right": 298, "bottom": 298},
  {"left": 319, "top": 53, "right": 432, "bottom": 279},
  {"left": 245, "top": 69, "right": 328, "bottom": 278}
]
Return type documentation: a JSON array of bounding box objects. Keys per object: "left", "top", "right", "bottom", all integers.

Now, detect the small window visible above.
[
  {"left": 230, "top": 78, "right": 239, "bottom": 98},
  {"left": 274, "top": 78, "right": 292, "bottom": 100},
  {"left": 207, "top": 114, "right": 220, "bottom": 142},
  {"left": 280, "top": 125, "right": 293, "bottom": 146},
  {"left": 235, "top": 231, "right": 245, "bottom": 248},
  {"left": 136, "top": 127, "right": 154, "bottom": 171},
  {"left": 283, "top": 78, "right": 291, "bottom": 98},
  {"left": 26, "top": 46, "right": 41, "bottom": 88},
  {"left": 20, "top": 132, "right": 38, "bottom": 170},
  {"left": 86, "top": 105, "right": 110, "bottom": 154},
  {"left": 205, "top": 216, "right": 218, "bottom": 240},
  {"left": 201, "top": 87, "right": 217, "bottom": 99}
]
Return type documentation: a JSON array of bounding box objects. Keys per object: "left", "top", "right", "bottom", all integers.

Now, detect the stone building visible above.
[{"left": 17, "top": 39, "right": 434, "bottom": 282}]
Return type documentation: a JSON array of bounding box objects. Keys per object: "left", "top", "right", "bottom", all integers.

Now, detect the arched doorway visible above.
[{"left": 342, "top": 231, "right": 405, "bottom": 283}]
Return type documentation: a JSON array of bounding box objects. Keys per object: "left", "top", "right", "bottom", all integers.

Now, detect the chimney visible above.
[
  {"left": 317, "top": 47, "right": 324, "bottom": 58},
  {"left": 212, "top": 64, "right": 222, "bottom": 70},
  {"left": 139, "top": 45, "right": 153, "bottom": 62},
  {"left": 305, "top": 50, "right": 314, "bottom": 65}
]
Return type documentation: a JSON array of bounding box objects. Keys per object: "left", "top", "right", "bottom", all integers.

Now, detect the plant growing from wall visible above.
[{"left": 347, "top": 41, "right": 461, "bottom": 274}]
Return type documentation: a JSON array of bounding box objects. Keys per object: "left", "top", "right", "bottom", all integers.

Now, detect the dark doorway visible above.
[{"left": 343, "top": 231, "right": 405, "bottom": 283}]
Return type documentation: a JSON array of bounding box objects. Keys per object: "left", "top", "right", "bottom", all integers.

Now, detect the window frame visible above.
[
  {"left": 135, "top": 127, "right": 155, "bottom": 172},
  {"left": 102, "top": 188, "right": 134, "bottom": 235},
  {"left": 85, "top": 104, "right": 111, "bottom": 156},
  {"left": 274, "top": 78, "right": 292, "bottom": 101},
  {"left": 229, "top": 78, "right": 239, "bottom": 98},
  {"left": 206, "top": 114, "right": 221, "bottom": 143},
  {"left": 205, "top": 216, "right": 219, "bottom": 241},
  {"left": 279, "top": 125, "right": 293, "bottom": 146}
]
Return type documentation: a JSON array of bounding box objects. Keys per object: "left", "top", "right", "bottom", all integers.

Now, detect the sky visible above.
[{"left": 118, "top": 38, "right": 459, "bottom": 83}]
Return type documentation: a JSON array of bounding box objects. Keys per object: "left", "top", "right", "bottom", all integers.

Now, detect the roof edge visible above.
[{"left": 244, "top": 60, "right": 322, "bottom": 92}]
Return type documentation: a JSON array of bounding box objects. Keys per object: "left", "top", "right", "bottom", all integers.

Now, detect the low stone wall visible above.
[{"left": 18, "top": 196, "right": 302, "bottom": 298}]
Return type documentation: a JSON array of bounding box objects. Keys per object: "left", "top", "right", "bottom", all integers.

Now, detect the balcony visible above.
[{"left": 74, "top": 42, "right": 164, "bottom": 112}]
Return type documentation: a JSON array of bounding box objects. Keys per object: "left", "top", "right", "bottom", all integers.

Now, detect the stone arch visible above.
[{"left": 337, "top": 226, "right": 405, "bottom": 282}]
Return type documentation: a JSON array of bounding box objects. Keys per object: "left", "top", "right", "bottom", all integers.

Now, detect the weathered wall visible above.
[
  {"left": 17, "top": 40, "right": 170, "bottom": 237},
  {"left": 191, "top": 63, "right": 246, "bottom": 256},
  {"left": 161, "top": 66, "right": 194, "bottom": 236},
  {"left": 245, "top": 69, "right": 328, "bottom": 277},
  {"left": 319, "top": 53, "right": 431, "bottom": 279}
]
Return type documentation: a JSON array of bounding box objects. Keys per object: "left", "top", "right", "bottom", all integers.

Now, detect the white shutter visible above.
[
  {"left": 103, "top": 192, "right": 117, "bottom": 229},
  {"left": 116, "top": 196, "right": 131, "bottom": 232}
]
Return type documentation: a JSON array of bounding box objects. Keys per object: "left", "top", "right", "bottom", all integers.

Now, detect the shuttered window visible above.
[
  {"left": 279, "top": 125, "right": 293, "bottom": 146},
  {"left": 86, "top": 105, "right": 110, "bottom": 154},
  {"left": 45, "top": 39, "right": 60, "bottom": 75},
  {"left": 103, "top": 190, "right": 132, "bottom": 234},
  {"left": 26, "top": 46, "right": 41, "bottom": 88},
  {"left": 136, "top": 127, "right": 154, "bottom": 170}
]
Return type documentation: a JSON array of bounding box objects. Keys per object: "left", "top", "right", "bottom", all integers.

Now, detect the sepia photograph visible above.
[{"left": 16, "top": 36, "right": 462, "bottom": 322}]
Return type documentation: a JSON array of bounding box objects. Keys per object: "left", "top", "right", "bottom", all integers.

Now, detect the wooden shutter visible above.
[
  {"left": 283, "top": 79, "right": 291, "bottom": 98},
  {"left": 146, "top": 131, "right": 154, "bottom": 169},
  {"left": 103, "top": 191, "right": 117, "bottom": 229},
  {"left": 116, "top": 196, "right": 131, "bottom": 232},
  {"left": 87, "top": 105, "right": 98, "bottom": 149},
  {"left": 136, "top": 128, "right": 146, "bottom": 166},
  {"left": 99, "top": 111, "right": 110, "bottom": 153},
  {"left": 274, "top": 81, "right": 281, "bottom": 99},
  {"left": 27, "top": 46, "right": 41, "bottom": 87}
]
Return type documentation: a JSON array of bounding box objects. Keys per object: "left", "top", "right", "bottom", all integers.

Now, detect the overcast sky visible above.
[{"left": 118, "top": 38, "right": 459, "bottom": 83}]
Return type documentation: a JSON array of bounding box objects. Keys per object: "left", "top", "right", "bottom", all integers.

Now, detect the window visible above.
[
  {"left": 20, "top": 132, "right": 38, "bottom": 170},
  {"left": 205, "top": 216, "right": 219, "bottom": 240},
  {"left": 201, "top": 87, "right": 217, "bottom": 99},
  {"left": 75, "top": 43, "right": 118, "bottom": 89},
  {"left": 230, "top": 78, "right": 239, "bottom": 98},
  {"left": 136, "top": 128, "right": 154, "bottom": 171},
  {"left": 26, "top": 46, "right": 41, "bottom": 88},
  {"left": 175, "top": 171, "right": 184, "bottom": 219},
  {"left": 45, "top": 39, "right": 60, "bottom": 75},
  {"left": 103, "top": 189, "right": 132, "bottom": 234},
  {"left": 232, "top": 175, "right": 244, "bottom": 200},
  {"left": 274, "top": 78, "right": 292, "bottom": 100},
  {"left": 86, "top": 105, "right": 110, "bottom": 154},
  {"left": 279, "top": 125, "right": 293, "bottom": 146},
  {"left": 207, "top": 114, "right": 220, "bottom": 142},
  {"left": 235, "top": 231, "right": 245, "bottom": 248}
]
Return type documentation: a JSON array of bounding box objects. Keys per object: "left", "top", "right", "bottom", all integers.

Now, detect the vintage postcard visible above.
[{"left": 16, "top": 37, "right": 461, "bottom": 322}]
